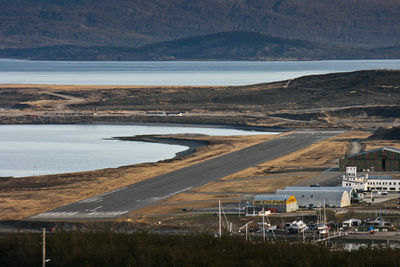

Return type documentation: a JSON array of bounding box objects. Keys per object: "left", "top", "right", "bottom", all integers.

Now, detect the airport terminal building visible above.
[{"left": 342, "top": 166, "right": 400, "bottom": 192}]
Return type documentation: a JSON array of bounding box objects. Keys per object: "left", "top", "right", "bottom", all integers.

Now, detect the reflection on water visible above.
[{"left": 341, "top": 240, "right": 400, "bottom": 251}]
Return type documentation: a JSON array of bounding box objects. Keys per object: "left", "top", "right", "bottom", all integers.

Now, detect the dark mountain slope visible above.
[
  {"left": 0, "top": 0, "right": 399, "bottom": 49},
  {"left": 0, "top": 32, "right": 398, "bottom": 61}
]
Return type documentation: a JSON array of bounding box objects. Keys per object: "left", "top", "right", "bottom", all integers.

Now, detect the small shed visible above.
[
  {"left": 253, "top": 195, "right": 298, "bottom": 213},
  {"left": 339, "top": 147, "right": 400, "bottom": 172},
  {"left": 342, "top": 218, "right": 362, "bottom": 228},
  {"left": 276, "top": 187, "right": 352, "bottom": 208}
]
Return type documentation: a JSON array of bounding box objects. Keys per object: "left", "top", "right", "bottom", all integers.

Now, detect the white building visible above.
[
  {"left": 342, "top": 166, "right": 400, "bottom": 192},
  {"left": 366, "top": 176, "right": 400, "bottom": 192},
  {"left": 342, "top": 166, "right": 368, "bottom": 190}
]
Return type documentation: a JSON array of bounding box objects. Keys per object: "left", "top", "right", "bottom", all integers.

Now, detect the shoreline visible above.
[
  {"left": 112, "top": 134, "right": 210, "bottom": 159},
  {"left": 0, "top": 124, "right": 282, "bottom": 178},
  {"left": 0, "top": 121, "right": 287, "bottom": 132}
]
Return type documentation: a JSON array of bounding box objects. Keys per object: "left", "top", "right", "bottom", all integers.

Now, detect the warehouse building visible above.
[
  {"left": 252, "top": 195, "right": 298, "bottom": 213},
  {"left": 276, "top": 187, "right": 353, "bottom": 208},
  {"left": 339, "top": 147, "right": 400, "bottom": 172}
]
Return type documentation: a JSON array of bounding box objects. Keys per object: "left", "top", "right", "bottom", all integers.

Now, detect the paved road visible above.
[{"left": 29, "top": 131, "right": 340, "bottom": 221}]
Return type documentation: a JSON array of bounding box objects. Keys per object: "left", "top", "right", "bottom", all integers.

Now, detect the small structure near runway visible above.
[{"left": 252, "top": 194, "right": 298, "bottom": 213}]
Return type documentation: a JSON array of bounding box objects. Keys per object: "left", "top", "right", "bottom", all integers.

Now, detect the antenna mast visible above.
[{"left": 219, "top": 200, "right": 222, "bottom": 238}]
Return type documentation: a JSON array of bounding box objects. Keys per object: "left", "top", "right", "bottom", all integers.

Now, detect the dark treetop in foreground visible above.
[{"left": 1, "top": 232, "right": 399, "bottom": 267}]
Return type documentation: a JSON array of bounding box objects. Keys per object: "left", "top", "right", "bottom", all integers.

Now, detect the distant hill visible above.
[
  {"left": 0, "top": 0, "right": 399, "bottom": 50},
  {"left": 0, "top": 32, "right": 398, "bottom": 61},
  {"left": 369, "top": 127, "right": 400, "bottom": 140},
  {"left": 1, "top": 70, "right": 399, "bottom": 128}
]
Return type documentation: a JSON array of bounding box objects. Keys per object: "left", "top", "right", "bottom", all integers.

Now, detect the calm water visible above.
[
  {"left": 0, "top": 59, "right": 399, "bottom": 85},
  {"left": 0, "top": 124, "right": 277, "bottom": 177}
]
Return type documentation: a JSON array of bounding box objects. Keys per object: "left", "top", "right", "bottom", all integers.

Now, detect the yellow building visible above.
[{"left": 253, "top": 195, "right": 298, "bottom": 213}]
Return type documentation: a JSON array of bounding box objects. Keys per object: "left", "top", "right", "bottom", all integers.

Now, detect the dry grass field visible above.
[{"left": 363, "top": 140, "right": 400, "bottom": 151}]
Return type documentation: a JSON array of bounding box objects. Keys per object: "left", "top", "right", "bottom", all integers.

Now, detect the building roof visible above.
[
  {"left": 346, "top": 146, "right": 400, "bottom": 158},
  {"left": 368, "top": 176, "right": 394, "bottom": 180},
  {"left": 254, "top": 194, "right": 294, "bottom": 201},
  {"left": 283, "top": 186, "right": 353, "bottom": 193}
]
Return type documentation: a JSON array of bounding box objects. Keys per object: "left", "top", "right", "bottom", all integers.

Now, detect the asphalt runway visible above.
[{"left": 29, "top": 131, "right": 340, "bottom": 221}]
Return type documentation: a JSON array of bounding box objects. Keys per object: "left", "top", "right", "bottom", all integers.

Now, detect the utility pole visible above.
[
  {"left": 238, "top": 200, "right": 241, "bottom": 217},
  {"left": 42, "top": 228, "right": 46, "bottom": 267},
  {"left": 245, "top": 223, "right": 248, "bottom": 241},
  {"left": 262, "top": 213, "right": 265, "bottom": 242},
  {"left": 218, "top": 200, "right": 222, "bottom": 238}
]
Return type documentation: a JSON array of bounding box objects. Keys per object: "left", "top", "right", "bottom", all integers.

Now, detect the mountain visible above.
[
  {"left": 0, "top": 0, "right": 399, "bottom": 50},
  {"left": 0, "top": 32, "right": 398, "bottom": 61}
]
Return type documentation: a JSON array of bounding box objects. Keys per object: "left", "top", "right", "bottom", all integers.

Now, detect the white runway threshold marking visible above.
[
  {"left": 30, "top": 210, "right": 128, "bottom": 219},
  {"left": 78, "top": 187, "right": 128, "bottom": 203}
]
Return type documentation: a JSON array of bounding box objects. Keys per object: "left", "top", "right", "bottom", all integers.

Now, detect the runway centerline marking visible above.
[{"left": 154, "top": 186, "right": 193, "bottom": 201}]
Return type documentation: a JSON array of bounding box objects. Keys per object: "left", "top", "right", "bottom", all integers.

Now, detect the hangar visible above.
[
  {"left": 339, "top": 147, "right": 400, "bottom": 172},
  {"left": 252, "top": 195, "right": 298, "bottom": 213},
  {"left": 276, "top": 187, "right": 353, "bottom": 208}
]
